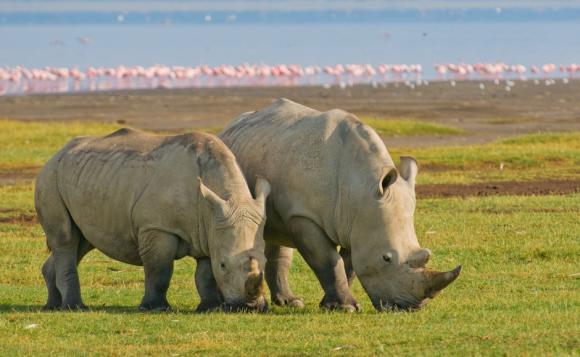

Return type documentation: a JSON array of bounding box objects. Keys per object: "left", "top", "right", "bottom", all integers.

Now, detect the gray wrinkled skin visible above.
[
  {"left": 219, "top": 99, "right": 461, "bottom": 312},
  {"left": 35, "top": 128, "right": 270, "bottom": 312}
]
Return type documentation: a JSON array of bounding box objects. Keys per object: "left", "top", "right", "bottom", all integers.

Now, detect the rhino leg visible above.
[
  {"left": 288, "top": 217, "right": 360, "bottom": 312},
  {"left": 41, "top": 254, "right": 62, "bottom": 310},
  {"left": 194, "top": 257, "right": 222, "bottom": 312},
  {"left": 265, "top": 243, "right": 304, "bottom": 308},
  {"left": 37, "top": 166, "right": 90, "bottom": 311},
  {"left": 42, "top": 237, "right": 94, "bottom": 311},
  {"left": 44, "top": 220, "right": 90, "bottom": 311},
  {"left": 339, "top": 247, "right": 356, "bottom": 287},
  {"left": 138, "top": 230, "right": 178, "bottom": 312}
]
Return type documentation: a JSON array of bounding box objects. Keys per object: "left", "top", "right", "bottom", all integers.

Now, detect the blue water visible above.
[{"left": 0, "top": 9, "right": 580, "bottom": 78}]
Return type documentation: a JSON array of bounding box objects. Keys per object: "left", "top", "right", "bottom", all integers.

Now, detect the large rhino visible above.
[
  {"left": 219, "top": 99, "right": 461, "bottom": 311},
  {"left": 35, "top": 128, "right": 270, "bottom": 312}
]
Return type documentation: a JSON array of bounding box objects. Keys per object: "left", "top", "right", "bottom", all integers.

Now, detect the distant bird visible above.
[
  {"left": 49, "top": 39, "right": 65, "bottom": 46},
  {"left": 76, "top": 37, "right": 91, "bottom": 45},
  {"left": 0, "top": 61, "right": 572, "bottom": 96}
]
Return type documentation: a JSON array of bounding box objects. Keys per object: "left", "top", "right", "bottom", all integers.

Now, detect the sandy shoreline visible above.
[{"left": 1, "top": 80, "right": 579, "bottom": 148}]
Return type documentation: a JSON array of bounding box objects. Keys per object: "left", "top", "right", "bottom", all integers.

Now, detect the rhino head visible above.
[
  {"left": 350, "top": 157, "right": 461, "bottom": 311},
  {"left": 199, "top": 177, "right": 271, "bottom": 312}
]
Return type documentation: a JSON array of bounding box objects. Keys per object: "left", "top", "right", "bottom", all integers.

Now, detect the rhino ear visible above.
[
  {"left": 254, "top": 176, "right": 271, "bottom": 209},
  {"left": 379, "top": 168, "right": 398, "bottom": 196},
  {"left": 199, "top": 178, "right": 228, "bottom": 215},
  {"left": 400, "top": 156, "right": 418, "bottom": 189}
]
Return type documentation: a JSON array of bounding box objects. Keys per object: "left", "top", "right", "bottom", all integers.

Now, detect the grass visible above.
[
  {"left": 361, "top": 118, "right": 464, "bottom": 136},
  {"left": 0, "top": 120, "right": 120, "bottom": 171},
  {"left": 0, "top": 120, "right": 578, "bottom": 355},
  {"left": 391, "top": 131, "right": 580, "bottom": 184},
  {"left": 0, "top": 182, "right": 578, "bottom": 355},
  {"left": 2, "top": 119, "right": 578, "bottom": 186}
]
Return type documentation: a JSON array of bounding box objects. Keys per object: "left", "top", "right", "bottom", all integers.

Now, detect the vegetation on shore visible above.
[{"left": 0, "top": 119, "right": 577, "bottom": 355}]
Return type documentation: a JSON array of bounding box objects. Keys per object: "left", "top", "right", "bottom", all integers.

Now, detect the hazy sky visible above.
[{"left": 1, "top": 0, "right": 577, "bottom": 12}]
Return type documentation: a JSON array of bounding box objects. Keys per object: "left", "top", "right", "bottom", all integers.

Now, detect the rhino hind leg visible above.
[
  {"left": 288, "top": 217, "right": 360, "bottom": 312},
  {"left": 41, "top": 254, "right": 62, "bottom": 310},
  {"left": 194, "top": 257, "right": 222, "bottom": 312},
  {"left": 138, "top": 230, "right": 179, "bottom": 312},
  {"left": 40, "top": 217, "right": 89, "bottom": 310},
  {"left": 264, "top": 243, "right": 304, "bottom": 308},
  {"left": 42, "top": 237, "right": 94, "bottom": 311}
]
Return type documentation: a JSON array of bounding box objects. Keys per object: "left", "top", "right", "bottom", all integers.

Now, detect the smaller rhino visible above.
[{"left": 35, "top": 128, "right": 270, "bottom": 312}]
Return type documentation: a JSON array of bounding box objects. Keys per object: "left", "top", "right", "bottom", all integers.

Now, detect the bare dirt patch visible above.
[
  {"left": 0, "top": 209, "right": 37, "bottom": 225},
  {"left": 1, "top": 80, "right": 579, "bottom": 148},
  {"left": 0, "top": 167, "right": 39, "bottom": 186},
  {"left": 417, "top": 180, "right": 579, "bottom": 198}
]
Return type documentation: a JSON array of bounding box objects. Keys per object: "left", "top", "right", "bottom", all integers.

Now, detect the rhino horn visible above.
[
  {"left": 408, "top": 248, "right": 432, "bottom": 268},
  {"left": 245, "top": 256, "right": 265, "bottom": 299},
  {"left": 424, "top": 265, "right": 462, "bottom": 298},
  {"left": 245, "top": 270, "right": 265, "bottom": 300}
]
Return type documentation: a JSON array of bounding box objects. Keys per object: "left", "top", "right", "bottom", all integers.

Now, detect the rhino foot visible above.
[
  {"left": 60, "top": 303, "right": 89, "bottom": 312},
  {"left": 319, "top": 295, "right": 361, "bottom": 313},
  {"left": 41, "top": 304, "right": 61, "bottom": 312},
  {"left": 272, "top": 295, "right": 305, "bottom": 309},
  {"left": 320, "top": 301, "right": 361, "bottom": 313},
  {"left": 138, "top": 303, "right": 171, "bottom": 312},
  {"left": 195, "top": 301, "right": 223, "bottom": 313}
]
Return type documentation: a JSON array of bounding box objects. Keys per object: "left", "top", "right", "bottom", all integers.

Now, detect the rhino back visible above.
[
  {"left": 220, "top": 99, "right": 395, "bottom": 246},
  {"left": 54, "top": 129, "right": 249, "bottom": 261}
]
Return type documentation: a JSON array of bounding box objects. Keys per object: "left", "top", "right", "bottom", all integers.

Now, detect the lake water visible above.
[{"left": 1, "top": 21, "right": 579, "bottom": 80}]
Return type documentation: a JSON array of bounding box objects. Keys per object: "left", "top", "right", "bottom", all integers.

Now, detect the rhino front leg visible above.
[
  {"left": 138, "top": 230, "right": 179, "bottom": 312},
  {"left": 288, "top": 217, "right": 360, "bottom": 312},
  {"left": 265, "top": 243, "right": 304, "bottom": 308},
  {"left": 194, "top": 257, "right": 222, "bottom": 312},
  {"left": 339, "top": 247, "right": 356, "bottom": 287}
]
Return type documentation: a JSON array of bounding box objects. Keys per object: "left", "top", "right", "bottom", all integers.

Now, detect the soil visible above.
[
  {"left": 1, "top": 79, "right": 579, "bottom": 148},
  {"left": 0, "top": 209, "right": 37, "bottom": 225},
  {"left": 417, "top": 180, "right": 579, "bottom": 198},
  {"left": 1, "top": 80, "right": 578, "bottom": 197},
  {"left": 0, "top": 167, "right": 40, "bottom": 186}
]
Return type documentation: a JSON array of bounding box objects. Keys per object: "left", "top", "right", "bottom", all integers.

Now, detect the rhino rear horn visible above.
[
  {"left": 408, "top": 248, "right": 432, "bottom": 268},
  {"left": 424, "top": 265, "right": 462, "bottom": 298}
]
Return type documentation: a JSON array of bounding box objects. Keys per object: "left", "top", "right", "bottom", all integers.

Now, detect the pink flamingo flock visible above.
[{"left": 0, "top": 62, "right": 578, "bottom": 95}]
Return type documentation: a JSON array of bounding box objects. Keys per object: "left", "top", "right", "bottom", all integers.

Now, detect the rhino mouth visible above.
[
  {"left": 222, "top": 296, "right": 268, "bottom": 313},
  {"left": 371, "top": 297, "right": 427, "bottom": 312}
]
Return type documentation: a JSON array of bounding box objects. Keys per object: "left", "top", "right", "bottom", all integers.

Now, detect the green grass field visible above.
[{"left": 0, "top": 120, "right": 578, "bottom": 355}]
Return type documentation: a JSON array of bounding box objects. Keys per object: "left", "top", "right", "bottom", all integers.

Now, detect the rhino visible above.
[
  {"left": 219, "top": 99, "right": 461, "bottom": 312},
  {"left": 35, "top": 128, "right": 270, "bottom": 312}
]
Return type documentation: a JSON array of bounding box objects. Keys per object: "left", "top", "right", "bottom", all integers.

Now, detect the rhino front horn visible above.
[
  {"left": 425, "top": 265, "right": 462, "bottom": 298},
  {"left": 245, "top": 271, "right": 265, "bottom": 299}
]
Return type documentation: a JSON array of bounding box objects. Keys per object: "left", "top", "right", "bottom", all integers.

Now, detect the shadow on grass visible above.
[
  {"left": 0, "top": 304, "right": 197, "bottom": 314},
  {"left": 0, "top": 303, "right": 319, "bottom": 315}
]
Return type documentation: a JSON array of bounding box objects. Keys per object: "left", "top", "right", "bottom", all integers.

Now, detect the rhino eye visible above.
[
  {"left": 383, "top": 253, "right": 393, "bottom": 263},
  {"left": 220, "top": 262, "right": 226, "bottom": 269}
]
